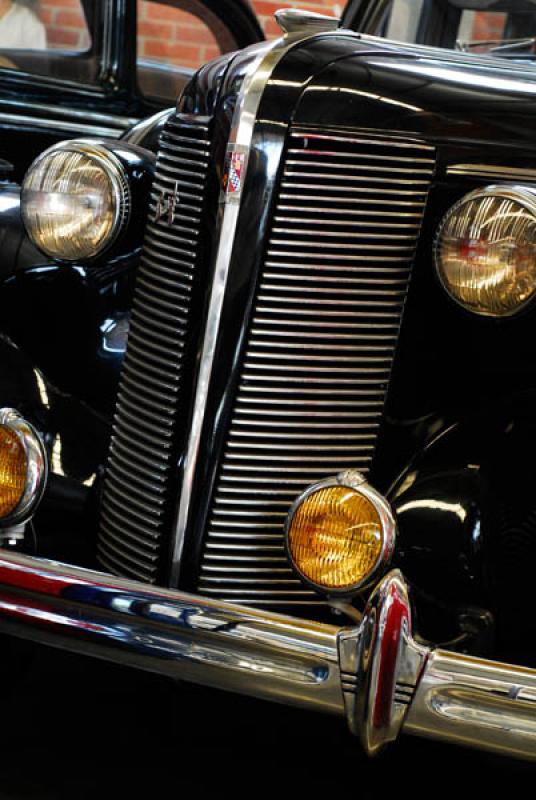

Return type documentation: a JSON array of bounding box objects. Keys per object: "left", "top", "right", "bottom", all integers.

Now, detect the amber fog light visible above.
[
  {"left": 0, "top": 409, "right": 47, "bottom": 527},
  {"left": 435, "top": 185, "right": 536, "bottom": 317},
  {"left": 285, "top": 470, "right": 396, "bottom": 596}
]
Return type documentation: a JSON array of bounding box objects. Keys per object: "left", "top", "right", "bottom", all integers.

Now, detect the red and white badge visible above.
[{"left": 222, "top": 146, "right": 248, "bottom": 203}]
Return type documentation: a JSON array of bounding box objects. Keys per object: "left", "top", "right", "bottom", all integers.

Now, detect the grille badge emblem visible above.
[
  {"left": 154, "top": 180, "right": 180, "bottom": 225},
  {"left": 221, "top": 146, "right": 248, "bottom": 204}
]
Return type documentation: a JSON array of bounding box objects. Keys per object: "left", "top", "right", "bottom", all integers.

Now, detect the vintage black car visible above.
[{"left": 1, "top": 0, "right": 536, "bottom": 765}]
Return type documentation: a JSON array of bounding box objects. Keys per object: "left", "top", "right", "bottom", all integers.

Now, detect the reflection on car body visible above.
[{"left": 0, "top": 0, "right": 535, "bottom": 767}]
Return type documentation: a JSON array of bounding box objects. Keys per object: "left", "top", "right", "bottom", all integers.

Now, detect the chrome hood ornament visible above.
[{"left": 275, "top": 8, "right": 340, "bottom": 35}]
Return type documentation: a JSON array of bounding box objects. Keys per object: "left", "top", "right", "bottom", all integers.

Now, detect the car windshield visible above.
[{"left": 383, "top": 0, "right": 536, "bottom": 57}]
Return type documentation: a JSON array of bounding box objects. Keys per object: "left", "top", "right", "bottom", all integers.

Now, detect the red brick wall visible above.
[
  {"left": 134, "top": 4, "right": 513, "bottom": 67},
  {"left": 36, "top": 0, "right": 341, "bottom": 67},
  {"left": 137, "top": 1, "right": 221, "bottom": 69},
  {"left": 471, "top": 11, "right": 506, "bottom": 41},
  {"left": 34, "top": 2, "right": 506, "bottom": 69},
  {"left": 39, "top": 0, "right": 89, "bottom": 50},
  {"left": 136, "top": 1, "right": 341, "bottom": 69}
]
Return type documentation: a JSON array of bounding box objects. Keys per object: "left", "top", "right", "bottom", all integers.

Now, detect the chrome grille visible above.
[
  {"left": 198, "top": 126, "right": 435, "bottom": 606},
  {"left": 98, "top": 115, "right": 212, "bottom": 583}
]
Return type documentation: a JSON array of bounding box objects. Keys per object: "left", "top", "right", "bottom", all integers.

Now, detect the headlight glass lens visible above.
[
  {"left": 0, "top": 425, "right": 27, "bottom": 518},
  {"left": 287, "top": 485, "right": 384, "bottom": 592},
  {"left": 22, "top": 146, "right": 126, "bottom": 261},
  {"left": 435, "top": 187, "right": 536, "bottom": 317}
]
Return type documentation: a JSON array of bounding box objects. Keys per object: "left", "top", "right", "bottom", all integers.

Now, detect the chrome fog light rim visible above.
[
  {"left": 0, "top": 408, "right": 48, "bottom": 528},
  {"left": 285, "top": 469, "right": 397, "bottom": 597}
]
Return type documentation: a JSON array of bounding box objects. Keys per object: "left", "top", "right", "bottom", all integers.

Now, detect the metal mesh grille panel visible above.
[
  {"left": 98, "top": 115, "right": 212, "bottom": 583},
  {"left": 198, "top": 126, "right": 435, "bottom": 606}
]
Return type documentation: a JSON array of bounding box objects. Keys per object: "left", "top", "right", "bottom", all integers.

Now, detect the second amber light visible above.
[
  {"left": 0, "top": 424, "right": 27, "bottom": 518},
  {"left": 286, "top": 482, "right": 390, "bottom": 594}
]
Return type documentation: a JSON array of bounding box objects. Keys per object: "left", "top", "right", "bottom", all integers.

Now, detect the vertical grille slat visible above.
[
  {"left": 198, "top": 126, "right": 435, "bottom": 607},
  {"left": 98, "top": 115, "right": 213, "bottom": 583}
]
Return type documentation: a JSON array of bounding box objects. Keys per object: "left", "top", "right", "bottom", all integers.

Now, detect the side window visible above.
[
  {"left": 39, "top": 0, "right": 91, "bottom": 50},
  {"left": 381, "top": 1, "right": 531, "bottom": 50},
  {"left": 386, "top": 0, "right": 425, "bottom": 42},
  {"left": 137, "top": 0, "right": 224, "bottom": 102},
  {"left": 457, "top": 10, "right": 507, "bottom": 45},
  {"left": 0, "top": 0, "right": 92, "bottom": 76}
]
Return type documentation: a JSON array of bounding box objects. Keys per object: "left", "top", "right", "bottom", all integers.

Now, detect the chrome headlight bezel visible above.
[
  {"left": 0, "top": 408, "right": 48, "bottom": 529},
  {"left": 433, "top": 183, "right": 536, "bottom": 319},
  {"left": 21, "top": 139, "right": 131, "bottom": 263}
]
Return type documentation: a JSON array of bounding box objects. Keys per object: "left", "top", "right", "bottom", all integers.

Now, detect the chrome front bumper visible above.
[{"left": 0, "top": 550, "right": 535, "bottom": 760}]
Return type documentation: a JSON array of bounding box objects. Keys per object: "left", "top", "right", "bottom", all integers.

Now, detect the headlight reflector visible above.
[
  {"left": 286, "top": 471, "right": 396, "bottom": 595},
  {"left": 435, "top": 185, "right": 536, "bottom": 317},
  {"left": 22, "top": 141, "right": 129, "bottom": 261}
]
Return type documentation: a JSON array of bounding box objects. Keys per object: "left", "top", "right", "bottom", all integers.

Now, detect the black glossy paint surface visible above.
[{"left": 3, "top": 28, "right": 536, "bottom": 632}]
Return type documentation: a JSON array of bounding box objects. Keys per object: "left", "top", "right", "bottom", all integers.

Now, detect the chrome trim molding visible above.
[
  {"left": 0, "top": 111, "right": 126, "bottom": 139},
  {"left": 122, "top": 108, "right": 174, "bottom": 146},
  {"left": 0, "top": 408, "right": 48, "bottom": 528},
  {"left": 0, "top": 98, "right": 137, "bottom": 128},
  {"left": 447, "top": 163, "right": 536, "bottom": 181},
  {"left": 170, "top": 40, "right": 278, "bottom": 583}
]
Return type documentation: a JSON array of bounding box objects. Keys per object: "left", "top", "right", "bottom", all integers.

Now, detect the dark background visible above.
[{"left": 0, "top": 635, "right": 530, "bottom": 798}]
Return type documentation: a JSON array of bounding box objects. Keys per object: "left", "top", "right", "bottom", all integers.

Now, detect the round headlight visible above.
[
  {"left": 285, "top": 471, "right": 396, "bottom": 596},
  {"left": 21, "top": 140, "right": 129, "bottom": 262},
  {"left": 435, "top": 185, "right": 536, "bottom": 317}
]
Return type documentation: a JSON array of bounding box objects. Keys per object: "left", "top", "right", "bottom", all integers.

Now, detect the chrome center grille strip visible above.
[{"left": 198, "top": 126, "right": 435, "bottom": 607}]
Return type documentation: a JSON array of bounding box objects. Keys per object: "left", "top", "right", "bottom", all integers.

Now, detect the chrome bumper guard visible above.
[{"left": 0, "top": 551, "right": 535, "bottom": 761}]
